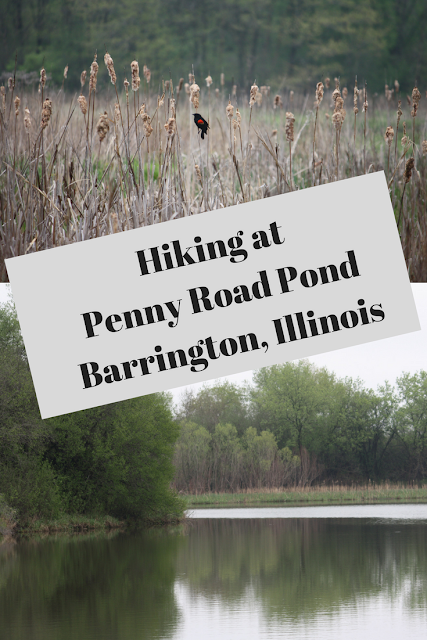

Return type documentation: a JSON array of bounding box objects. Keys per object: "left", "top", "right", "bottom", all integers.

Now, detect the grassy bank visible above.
[{"left": 184, "top": 484, "right": 427, "bottom": 508}]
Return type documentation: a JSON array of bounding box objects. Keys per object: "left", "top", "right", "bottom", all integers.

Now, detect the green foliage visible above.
[{"left": 0, "top": 300, "right": 184, "bottom": 526}]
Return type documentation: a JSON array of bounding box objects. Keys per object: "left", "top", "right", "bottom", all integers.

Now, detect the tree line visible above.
[
  {"left": 172, "top": 362, "right": 427, "bottom": 492},
  {"left": 1, "top": 0, "right": 426, "bottom": 93},
  {"left": 0, "top": 297, "right": 183, "bottom": 526}
]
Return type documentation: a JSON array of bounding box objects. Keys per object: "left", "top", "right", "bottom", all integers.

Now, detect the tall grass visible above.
[{"left": 1, "top": 64, "right": 426, "bottom": 281}]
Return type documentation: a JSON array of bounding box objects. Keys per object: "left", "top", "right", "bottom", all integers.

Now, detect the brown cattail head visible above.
[
  {"left": 111, "top": 212, "right": 119, "bottom": 234},
  {"left": 232, "top": 84, "right": 237, "bottom": 97},
  {"left": 164, "top": 116, "right": 176, "bottom": 136},
  {"left": 97, "top": 111, "right": 109, "bottom": 142},
  {"left": 89, "top": 54, "right": 99, "bottom": 92},
  {"left": 384, "top": 125, "right": 394, "bottom": 147},
  {"left": 41, "top": 97, "right": 52, "bottom": 129},
  {"left": 274, "top": 94, "right": 283, "bottom": 109},
  {"left": 205, "top": 75, "right": 213, "bottom": 87},
  {"left": 362, "top": 94, "right": 368, "bottom": 113},
  {"left": 144, "top": 67, "right": 151, "bottom": 84},
  {"left": 353, "top": 80, "right": 359, "bottom": 114},
  {"left": 325, "top": 77, "right": 330, "bottom": 89},
  {"left": 24, "top": 106, "right": 31, "bottom": 130},
  {"left": 342, "top": 87, "right": 348, "bottom": 100},
  {"left": 64, "top": 65, "right": 68, "bottom": 79},
  {"left": 394, "top": 80, "right": 400, "bottom": 93},
  {"left": 124, "top": 78, "right": 129, "bottom": 97},
  {"left": 401, "top": 121, "right": 408, "bottom": 146},
  {"left": 271, "top": 129, "right": 277, "bottom": 138},
  {"left": 104, "top": 52, "right": 116, "bottom": 85},
  {"left": 114, "top": 103, "right": 120, "bottom": 125},
  {"left": 80, "top": 70, "right": 87, "bottom": 88},
  {"left": 188, "top": 72, "right": 194, "bottom": 84},
  {"left": 315, "top": 82, "right": 324, "bottom": 106},
  {"left": 170, "top": 98, "right": 176, "bottom": 118},
  {"left": 131, "top": 60, "right": 140, "bottom": 91},
  {"left": 40, "top": 68, "right": 46, "bottom": 88},
  {"left": 397, "top": 100, "right": 403, "bottom": 126},
  {"left": 77, "top": 94, "right": 87, "bottom": 115},
  {"left": 184, "top": 82, "right": 190, "bottom": 94},
  {"left": 285, "top": 112, "right": 295, "bottom": 142},
  {"left": 178, "top": 78, "right": 184, "bottom": 92},
  {"left": 215, "top": 88, "right": 220, "bottom": 97},
  {"left": 255, "top": 90, "right": 262, "bottom": 106},
  {"left": 8, "top": 77, "right": 13, "bottom": 91},
  {"left": 90, "top": 56, "right": 99, "bottom": 92},
  {"left": 422, "top": 140, "right": 427, "bottom": 155},
  {"left": 236, "top": 108, "right": 241, "bottom": 124},
  {"left": 332, "top": 87, "right": 341, "bottom": 104},
  {"left": 226, "top": 100, "right": 233, "bottom": 120},
  {"left": 190, "top": 83, "right": 200, "bottom": 109},
  {"left": 290, "top": 90, "right": 294, "bottom": 103},
  {"left": 260, "top": 86, "right": 268, "bottom": 96},
  {"left": 411, "top": 85, "right": 421, "bottom": 117},
  {"left": 406, "top": 95, "right": 411, "bottom": 105},
  {"left": 157, "top": 92, "right": 165, "bottom": 107},
  {"left": 195, "top": 164, "right": 203, "bottom": 182},
  {"left": 165, "top": 80, "right": 170, "bottom": 91},
  {"left": 404, "top": 157, "right": 415, "bottom": 183},
  {"left": 14, "top": 96, "right": 20, "bottom": 116},
  {"left": 249, "top": 83, "right": 258, "bottom": 106},
  {"left": 220, "top": 73, "right": 225, "bottom": 86}
]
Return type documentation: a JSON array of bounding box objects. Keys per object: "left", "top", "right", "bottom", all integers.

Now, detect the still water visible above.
[{"left": 1, "top": 505, "right": 426, "bottom": 639}]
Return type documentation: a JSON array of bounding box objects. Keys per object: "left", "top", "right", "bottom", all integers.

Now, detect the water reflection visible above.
[{"left": 0, "top": 511, "right": 426, "bottom": 639}]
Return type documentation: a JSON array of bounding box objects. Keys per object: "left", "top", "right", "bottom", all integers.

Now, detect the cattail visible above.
[
  {"left": 215, "top": 88, "right": 220, "bottom": 97},
  {"left": 226, "top": 100, "right": 233, "bottom": 120},
  {"left": 114, "top": 103, "right": 120, "bottom": 125},
  {"left": 325, "top": 77, "right": 330, "bottom": 89},
  {"left": 404, "top": 157, "right": 415, "bottom": 183},
  {"left": 8, "top": 77, "right": 13, "bottom": 91},
  {"left": 124, "top": 77, "right": 129, "bottom": 99},
  {"left": 342, "top": 87, "right": 348, "bottom": 100},
  {"left": 232, "top": 84, "right": 237, "bottom": 97},
  {"left": 40, "top": 68, "right": 46, "bottom": 88},
  {"left": 188, "top": 72, "right": 194, "bottom": 84},
  {"left": 205, "top": 75, "right": 213, "bottom": 87},
  {"left": 271, "top": 129, "right": 277, "bottom": 138},
  {"left": 64, "top": 66, "right": 68, "bottom": 79},
  {"left": 195, "top": 164, "right": 203, "bottom": 183},
  {"left": 14, "top": 96, "right": 20, "bottom": 116},
  {"left": 401, "top": 122, "right": 408, "bottom": 146},
  {"left": 332, "top": 87, "right": 341, "bottom": 104},
  {"left": 24, "top": 106, "right": 31, "bottom": 130},
  {"left": 315, "top": 82, "right": 324, "bottom": 106},
  {"left": 80, "top": 70, "right": 87, "bottom": 88},
  {"left": 353, "top": 81, "right": 359, "bottom": 114},
  {"left": 255, "top": 90, "right": 262, "bottom": 106},
  {"left": 184, "top": 82, "right": 190, "bottom": 94},
  {"left": 422, "top": 140, "right": 427, "bottom": 155},
  {"left": 157, "top": 92, "right": 165, "bottom": 108},
  {"left": 394, "top": 80, "right": 400, "bottom": 93},
  {"left": 97, "top": 111, "right": 109, "bottom": 142},
  {"left": 89, "top": 56, "right": 99, "bottom": 92},
  {"left": 144, "top": 67, "right": 151, "bottom": 84},
  {"left": 177, "top": 78, "right": 184, "bottom": 93},
  {"left": 249, "top": 83, "right": 258, "bottom": 106},
  {"left": 104, "top": 52, "right": 116, "bottom": 85},
  {"left": 165, "top": 80, "right": 170, "bottom": 91},
  {"left": 385, "top": 126, "right": 394, "bottom": 147},
  {"left": 236, "top": 108, "right": 241, "bottom": 124},
  {"left": 190, "top": 83, "right": 200, "bottom": 109},
  {"left": 220, "top": 73, "right": 225, "bottom": 86},
  {"left": 164, "top": 116, "right": 176, "bottom": 136},
  {"left": 332, "top": 110, "right": 344, "bottom": 131},
  {"left": 411, "top": 86, "right": 421, "bottom": 117},
  {"left": 111, "top": 212, "right": 119, "bottom": 234},
  {"left": 397, "top": 100, "right": 403, "bottom": 127},
  {"left": 385, "top": 84, "right": 389, "bottom": 98},
  {"left": 170, "top": 98, "right": 176, "bottom": 118},
  {"left": 41, "top": 98, "right": 52, "bottom": 129},
  {"left": 140, "top": 110, "right": 153, "bottom": 137},
  {"left": 274, "top": 94, "right": 283, "bottom": 109},
  {"left": 260, "top": 86, "right": 268, "bottom": 96},
  {"left": 77, "top": 94, "right": 87, "bottom": 115},
  {"left": 362, "top": 95, "right": 368, "bottom": 112},
  {"left": 285, "top": 112, "right": 295, "bottom": 142},
  {"left": 290, "top": 90, "right": 294, "bottom": 103},
  {"left": 386, "top": 89, "right": 393, "bottom": 102},
  {"left": 131, "top": 60, "right": 140, "bottom": 91},
  {"left": 406, "top": 95, "right": 411, "bottom": 105},
  {"left": 325, "top": 113, "right": 330, "bottom": 119}
]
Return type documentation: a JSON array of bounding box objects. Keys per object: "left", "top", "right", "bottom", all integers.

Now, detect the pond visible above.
[{"left": 1, "top": 504, "right": 426, "bottom": 639}]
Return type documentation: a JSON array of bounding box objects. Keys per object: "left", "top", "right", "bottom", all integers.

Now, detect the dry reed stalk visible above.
[
  {"left": 362, "top": 84, "right": 368, "bottom": 174},
  {"left": 384, "top": 125, "right": 394, "bottom": 181},
  {"left": 286, "top": 111, "right": 295, "bottom": 190},
  {"left": 312, "top": 81, "right": 324, "bottom": 185}
]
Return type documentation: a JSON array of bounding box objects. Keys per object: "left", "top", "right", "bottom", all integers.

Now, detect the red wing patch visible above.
[{"left": 198, "top": 119, "right": 204, "bottom": 124}]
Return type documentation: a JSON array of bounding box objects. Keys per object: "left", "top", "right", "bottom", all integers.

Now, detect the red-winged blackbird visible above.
[{"left": 193, "top": 113, "right": 209, "bottom": 139}]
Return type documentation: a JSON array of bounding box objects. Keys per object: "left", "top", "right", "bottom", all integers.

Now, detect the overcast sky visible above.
[{"left": 2, "top": 283, "right": 427, "bottom": 408}]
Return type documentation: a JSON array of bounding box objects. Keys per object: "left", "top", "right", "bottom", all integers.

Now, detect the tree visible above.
[{"left": 395, "top": 371, "right": 427, "bottom": 479}]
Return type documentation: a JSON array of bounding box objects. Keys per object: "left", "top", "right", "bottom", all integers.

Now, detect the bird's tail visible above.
[{"left": 201, "top": 131, "right": 205, "bottom": 140}]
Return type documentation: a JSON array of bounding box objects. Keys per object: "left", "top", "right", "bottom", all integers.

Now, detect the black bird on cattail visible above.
[{"left": 193, "top": 113, "right": 209, "bottom": 139}]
